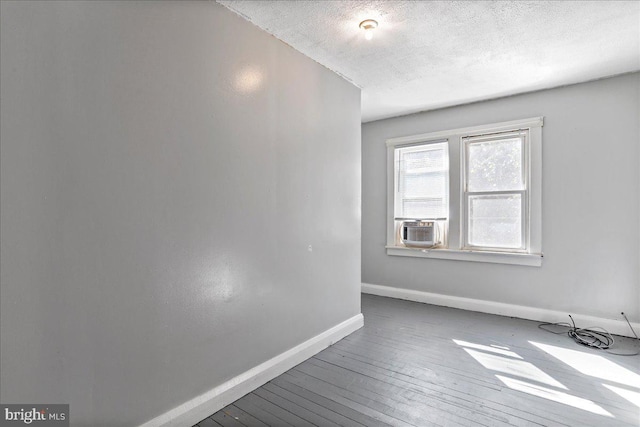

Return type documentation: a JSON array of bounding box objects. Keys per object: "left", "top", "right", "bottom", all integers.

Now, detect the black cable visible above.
[
  {"left": 538, "top": 313, "right": 639, "bottom": 356},
  {"left": 622, "top": 312, "right": 639, "bottom": 340}
]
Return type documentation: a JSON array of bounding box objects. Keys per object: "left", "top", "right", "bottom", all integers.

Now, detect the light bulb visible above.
[{"left": 359, "top": 19, "right": 378, "bottom": 41}]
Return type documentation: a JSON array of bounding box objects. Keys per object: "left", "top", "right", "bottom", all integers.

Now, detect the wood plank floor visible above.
[{"left": 195, "top": 294, "right": 640, "bottom": 427}]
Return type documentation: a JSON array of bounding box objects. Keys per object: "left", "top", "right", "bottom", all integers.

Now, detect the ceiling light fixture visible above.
[{"left": 359, "top": 19, "right": 378, "bottom": 40}]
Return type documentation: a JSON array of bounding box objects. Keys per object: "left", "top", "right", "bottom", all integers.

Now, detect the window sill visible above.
[{"left": 385, "top": 246, "right": 542, "bottom": 267}]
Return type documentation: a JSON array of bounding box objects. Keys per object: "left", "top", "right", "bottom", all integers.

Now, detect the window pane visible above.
[
  {"left": 468, "top": 194, "right": 522, "bottom": 248},
  {"left": 403, "top": 198, "right": 446, "bottom": 219},
  {"left": 402, "top": 149, "right": 445, "bottom": 171},
  {"left": 467, "top": 137, "right": 524, "bottom": 192},
  {"left": 401, "top": 172, "right": 446, "bottom": 198},
  {"left": 396, "top": 143, "right": 448, "bottom": 219}
]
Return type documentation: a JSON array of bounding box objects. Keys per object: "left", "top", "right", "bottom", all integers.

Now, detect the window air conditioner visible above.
[{"left": 401, "top": 221, "right": 440, "bottom": 248}]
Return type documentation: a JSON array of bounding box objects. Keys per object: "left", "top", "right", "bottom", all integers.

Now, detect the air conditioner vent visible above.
[{"left": 402, "top": 221, "right": 439, "bottom": 248}]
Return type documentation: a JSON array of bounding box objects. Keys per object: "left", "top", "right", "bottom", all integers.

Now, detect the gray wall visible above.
[
  {"left": 0, "top": 2, "right": 361, "bottom": 426},
  {"left": 363, "top": 73, "right": 639, "bottom": 322}
]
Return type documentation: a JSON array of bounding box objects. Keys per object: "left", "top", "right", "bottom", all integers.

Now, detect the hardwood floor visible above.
[{"left": 195, "top": 294, "right": 640, "bottom": 427}]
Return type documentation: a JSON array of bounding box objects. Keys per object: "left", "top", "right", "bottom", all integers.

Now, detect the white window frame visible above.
[
  {"left": 393, "top": 139, "right": 450, "bottom": 221},
  {"left": 386, "top": 117, "right": 543, "bottom": 267},
  {"left": 461, "top": 130, "right": 529, "bottom": 253}
]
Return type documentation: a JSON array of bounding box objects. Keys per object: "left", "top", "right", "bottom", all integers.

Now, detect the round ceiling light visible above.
[{"left": 359, "top": 19, "right": 378, "bottom": 40}]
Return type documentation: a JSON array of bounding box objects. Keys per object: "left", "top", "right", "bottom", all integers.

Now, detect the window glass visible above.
[
  {"left": 396, "top": 142, "right": 448, "bottom": 220},
  {"left": 468, "top": 194, "right": 522, "bottom": 248},
  {"left": 402, "top": 198, "right": 446, "bottom": 219},
  {"left": 467, "top": 138, "right": 524, "bottom": 192}
]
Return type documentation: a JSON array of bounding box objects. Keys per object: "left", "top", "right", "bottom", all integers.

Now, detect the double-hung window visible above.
[
  {"left": 386, "top": 117, "right": 542, "bottom": 266},
  {"left": 463, "top": 131, "right": 528, "bottom": 252},
  {"left": 394, "top": 141, "right": 449, "bottom": 243}
]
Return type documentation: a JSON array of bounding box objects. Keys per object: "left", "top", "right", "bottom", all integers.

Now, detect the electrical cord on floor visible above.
[{"left": 539, "top": 312, "right": 639, "bottom": 356}]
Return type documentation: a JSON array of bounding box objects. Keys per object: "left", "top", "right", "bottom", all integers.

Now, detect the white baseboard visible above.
[
  {"left": 139, "top": 313, "right": 364, "bottom": 427},
  {"left": 362, "top": 282, "right": 639, "bottom": 338}
]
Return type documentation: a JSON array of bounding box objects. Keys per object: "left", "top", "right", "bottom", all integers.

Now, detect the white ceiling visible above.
[{"left": 218, "top": 1, "right": 640, "bottom": 123}]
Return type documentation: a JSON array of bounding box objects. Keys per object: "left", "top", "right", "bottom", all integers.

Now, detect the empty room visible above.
[{"left": 1, "top": 1, "right": 639, "bottom": 426}]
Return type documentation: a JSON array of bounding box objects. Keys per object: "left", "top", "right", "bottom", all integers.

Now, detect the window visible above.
[
  {"left": 463, "top": 131, "right": 528, "bottom": 252},
  {"left": 394, "top": 141, "right": 449, "bottom": 245},
  {"left": 394, "top": 141, "right": 449, "bottom": 247},
  {"left": 386, "top": 117, "right": 542, "bottom": 266}
]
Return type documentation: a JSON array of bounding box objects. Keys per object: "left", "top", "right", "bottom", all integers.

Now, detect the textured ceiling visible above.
[{"left": 218, "top": 1, "right": 640, "bottom": 122}]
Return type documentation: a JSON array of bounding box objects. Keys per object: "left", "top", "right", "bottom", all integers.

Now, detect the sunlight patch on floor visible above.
[
  {"left": 454, "top": 338, "right": 618, "bottom": 419},
  {"left": 453, "top": 339, "right": 522, "bottom": 359},
  {"left": 530, "top": 342, "right": 640, "bottom": 389},
  {"left": 603, "top": 384, "right": 640, "bottom": 408},
  {"left": 496, "top": 375, "right": 613, "bottom": 417},
  {"left": 463, "top": 348, "right": 566, "bottom": 389}
]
